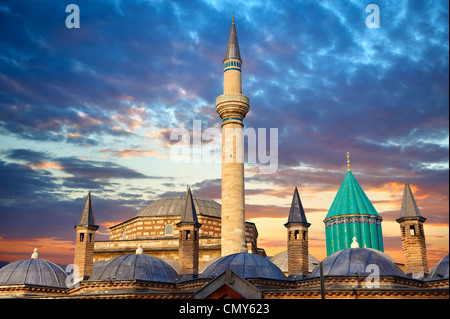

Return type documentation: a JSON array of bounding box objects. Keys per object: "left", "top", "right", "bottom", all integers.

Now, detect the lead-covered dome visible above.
[
  {"left": 90, "top": 253, "right": 177, "bottom": 283},
  {"left": 310, "top": 248, "right": 405, "bottom": 277},
  {"left": 270, "top": 250, "right": 319, "bottom": 273},
  {"left": 200, "top": 253, "right": 287, "bottom": 280},
  {"left": 0, "top": 251, "right": 67, "bottom": 288},
  {"left": 136, "top": 193, "right": 221, "bottom": 218},
  {"left": 426, "top": 254, "right": 449, "bottom": 281}
]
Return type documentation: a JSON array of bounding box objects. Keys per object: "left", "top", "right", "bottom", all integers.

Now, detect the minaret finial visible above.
[
  {"left": 347, "top": 152, "right": 351, "bottom": 171},
  {"left": 232, "top": 11, "right": 235, "bottom": 24}
]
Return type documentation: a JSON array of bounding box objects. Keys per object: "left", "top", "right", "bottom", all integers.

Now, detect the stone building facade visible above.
[{"left": 93, "top": 193, "right": 261, "bottom": 270}]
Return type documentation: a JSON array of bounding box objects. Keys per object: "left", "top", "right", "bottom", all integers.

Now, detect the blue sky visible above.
[{"left": 0, "top": 0, "right": 448, "bottom": 264}]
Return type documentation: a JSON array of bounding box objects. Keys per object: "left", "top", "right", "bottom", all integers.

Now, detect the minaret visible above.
[
  {"left": 284, "top": 187, "right": 311, "bottom": 276},
  {"left": 74, "top": 192, "right": 99, "bottom": 280},
  {"left": 177, "top": 187, "right": 202, "bottom": 275},
  {"left": 396, "top": 182, "right": 429, "bottom": 276},
  {"left": 217, "top": 14, "right": 250, "bottom": 256}
]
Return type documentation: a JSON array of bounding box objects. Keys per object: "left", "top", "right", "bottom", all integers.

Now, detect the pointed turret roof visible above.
[
  {"left": 77, "top": 192, "right": 98, "bottom": 228},
  {"left": 285, "top": 187, "right": 310, "bottom": 227},
  {"left": 325, "top": 170, "right": 380, "bottom": 220},
  {"left": 397, "top": 181, "right": 426, "bottom": 222},
  {"left": 178, "top": 187, "right": 201, "bottom": 226},
  {"left": 224, "top": 13, "right": 241, "bottom": 61}
]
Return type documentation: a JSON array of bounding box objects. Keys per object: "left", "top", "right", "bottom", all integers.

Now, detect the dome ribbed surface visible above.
[
  {"left": 426, "top": 254, "right": 449, "bottom": 281},
  {"left": 136, "top": 194, "right": 221, "bottom": 218},
  {"left": 326, "top": 171, "right": 380, "bottom": 219},
  {"left": 0, "top": 258, "right": 68, "bottom": 288},
  {"left": 310, "top": 248, "right": 405, "bottom": 277},
  {"left": 270, "top": 251, "right": 319, "bottom": 273},
  {"left": 200, "top": 253, "right": 287, "bottom": 280},
  {"left": 90, "top": 254, "right": 177, "bottom": 283}
]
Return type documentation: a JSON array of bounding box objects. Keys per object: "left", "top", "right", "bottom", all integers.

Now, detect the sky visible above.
[{"left": 0, "top": 0, "right": 448, "bottom": 268}]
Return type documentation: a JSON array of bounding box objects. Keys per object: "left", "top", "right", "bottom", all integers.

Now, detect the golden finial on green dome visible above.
[{"left": 347, "top": 152, "right": 351, "bottom": 171}]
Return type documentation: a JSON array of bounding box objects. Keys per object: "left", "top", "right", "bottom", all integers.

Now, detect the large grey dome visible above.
[
  {"left": 200, "top": 253, "right": 287, "bottom": 280},
  {"left": 136, "top": 194, "right": 221, "bottom": 218},
  {"left": 0, "top": 257, "right": 68, "bottom": 288},
  {"left": 426, "top": 254, "right": 449, "bottom": 281},
  {"left": 310, "top": 248, "right": 405, "bottom": 277},
  {"left": 90, "top": 253, "right": 177, "bottom": 283},
  {"left": 270, "top": 250, "right": 319, "bottom": 273}
]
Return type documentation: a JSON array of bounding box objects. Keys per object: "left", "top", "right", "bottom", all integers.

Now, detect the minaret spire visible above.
[
  {"left": 224, "top": 13, "right": 241, "bottom": 62},
  {"left": 285, "top": 186, "right": 310, "bottom": 226},
  {"left": 78, "top": 191, "right": 96, "bottom": 227}
]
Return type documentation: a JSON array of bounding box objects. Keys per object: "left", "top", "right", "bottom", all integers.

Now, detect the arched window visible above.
[
  {"left": 164, "top": 224, "right": 174, "bottom": 236},
  {"left": 410, "top": 225, "right": 416, "bottom": 236}
]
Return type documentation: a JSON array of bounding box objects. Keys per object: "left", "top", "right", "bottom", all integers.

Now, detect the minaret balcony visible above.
[{"left": 216, "top": 93, "right": 250, "bottom": 121}]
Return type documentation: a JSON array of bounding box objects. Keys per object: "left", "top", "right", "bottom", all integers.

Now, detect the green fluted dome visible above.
[
  {"left": 324, "top": 170, "right": 383, "bottom": 256},
  {"left": 325, "top": 171, "right": 380, "bottom": 219}
]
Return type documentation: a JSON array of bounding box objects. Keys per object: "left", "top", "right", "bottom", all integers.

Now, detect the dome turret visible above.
[
  {"left": 310, "top": 248, "right": 405, "bottom": 277},
  {"left": 0, "top": 249, "right": 68, "bottom": 288},
  {"left": 136, "top": 193, "right": 221, "bottom": 218},
  {"left": 200, "top": 253, "right": 287, "bottom": 280},
  {"left": 426, "top": 254, "right": 449, "bottom": 281},
  {"left": 89, "top": 253, "right": 177, "bottom": 283}
]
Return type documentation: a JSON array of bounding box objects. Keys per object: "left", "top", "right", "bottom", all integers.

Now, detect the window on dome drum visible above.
[
  {"left": 79, "top": 233, "right": 84, "bottom": 242},
  {"left": 410, "top": 225, "right": 416, "bottom": 236},
  {"left": 164, "top": 224, "right": 174, "bottom": 236}
]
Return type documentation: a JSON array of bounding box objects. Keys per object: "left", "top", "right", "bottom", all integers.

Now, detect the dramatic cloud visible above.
[{"left": 0, "top": 0, "right": 448, "bottom": 265}]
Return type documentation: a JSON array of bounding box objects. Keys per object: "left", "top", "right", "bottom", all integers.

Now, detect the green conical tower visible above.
[{"left": 324, "top": 153, "right": 384, "bottom": 255}]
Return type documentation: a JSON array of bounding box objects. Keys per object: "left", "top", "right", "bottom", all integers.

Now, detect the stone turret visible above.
[
  {"left": 284, "top": 187, "right": 310, "bottom": 276},
  {"left": 177, "top": 187, "right": 202, "bottom": 275},
  {"left": 396, "top": 181, "right": 429, "bottom": 277},
  {"left": 74, "top": 192, "right": 99, "bottom": 280}
]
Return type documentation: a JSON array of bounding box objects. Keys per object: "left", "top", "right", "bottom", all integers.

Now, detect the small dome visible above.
[
  {"left": 0, "top": 257, "right": 68, "bottom": 288},
  {"left": 310, "top": 248, "right": 405, "bottom": 277},
  {"left": 426, "top": 254, "right": 449, "bottom": 281},
  {"left": 200, "top": 253, "right": 287, "bottom": 280},
  {"left": 90, "top": 254, "right": 177, "bottom": 283},
  {"left": 270, "top": 251, "right": 319, "bottom": 273},
  {"left": 136, "top": 193, "right": 221, "bottom": 218}
]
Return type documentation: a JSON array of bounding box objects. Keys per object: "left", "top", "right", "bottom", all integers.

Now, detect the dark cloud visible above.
[
  {"left": 57, "top": 157, "right": 148, "bottom": 180},
  {"left": 0, "top": 160, "right": 58, "bottom": 200},
  {"left": 191, "top": 178, "right": 221, "bottom": 200}
]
